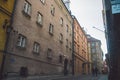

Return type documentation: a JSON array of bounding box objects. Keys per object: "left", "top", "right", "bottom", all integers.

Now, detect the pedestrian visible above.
[
  {"left": 95, "top": 67, "right": 98, "bottom": 77},
  {"left": 64, "top": 58, "right": 68, "bottom": 76},
  {"left": 92, "top": 67, "right": 95, "bottom": 76}
]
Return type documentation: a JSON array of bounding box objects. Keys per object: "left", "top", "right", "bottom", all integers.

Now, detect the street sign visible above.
[{"left": 112, "top": 4, "right": 120, "bottom": 14}]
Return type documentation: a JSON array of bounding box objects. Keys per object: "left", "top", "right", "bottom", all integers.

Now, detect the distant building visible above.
[
  {"left": 3, "top": 0, "right": 73, "bottom": 77},
  {"left": 87, "top": 38, "right": 92, "bottom": 74},
  {"left": 73, "top": 17, "right": 89, "bottom": 75},
  {"left": 102, "top": 59, "right": 108, "bottom": 74},
  {"left": 87, "top": 35, "right": 103, "bottom": 73}
]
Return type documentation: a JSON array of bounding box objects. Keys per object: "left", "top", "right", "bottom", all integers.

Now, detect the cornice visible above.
[{"left": 0, "top": 5, "right": 11, "bottom": 16}]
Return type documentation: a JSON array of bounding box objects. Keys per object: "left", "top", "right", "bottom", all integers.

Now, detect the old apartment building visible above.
[
  {"left": 73, "top": 17, "right": 89, "bottom": 75},
  {"left": 3, "top": 0, "right": 73, "bottom": 76},
  {"left": 87, "top": 35, "right": 103, "bottom": 73}
]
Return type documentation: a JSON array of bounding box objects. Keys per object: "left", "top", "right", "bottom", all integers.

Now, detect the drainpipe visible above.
[
  {"left": 72, "top": 15, "right": 75, "bottom": 75},
  {"left": 0, "top": 0, "right": 17, "bottom": 79}
]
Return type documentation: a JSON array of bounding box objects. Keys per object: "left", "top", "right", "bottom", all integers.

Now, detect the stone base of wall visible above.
[{"left": 3, "top": 53, "right": 65, "bottom": 77}]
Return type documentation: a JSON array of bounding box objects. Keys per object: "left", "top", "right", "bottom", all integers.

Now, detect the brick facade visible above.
[{"left": 3, "top": 0, "right": 73, "bottom": 76}]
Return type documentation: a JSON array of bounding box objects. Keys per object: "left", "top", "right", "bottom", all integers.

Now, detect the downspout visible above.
[
  {"left": 0, "top": 0, "right": 17, "bottom": 79},
  {"left": 72, "top": 15, "right": 75, "bottom": 75}
]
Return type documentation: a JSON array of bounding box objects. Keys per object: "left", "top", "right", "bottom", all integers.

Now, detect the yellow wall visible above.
[
  {"left": 0, "top": 0, "right": 15, "bottom": 68},
  {"left": 0, "top": 0, "right": 15, "bottom": 13}
]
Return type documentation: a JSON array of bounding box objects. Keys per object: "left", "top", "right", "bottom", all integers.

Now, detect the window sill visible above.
[
  {"left": 36, "top": 22, "right": 43, "bottom": 27},
  {"left": 47, "top": 56, "right": 52, "bottom": 60},
  {"left": 60, "top": 24, "right": 63, "bottom": 27},
  {"left": 59, "top": 40, "right": 63, "bottom": 44},
  {"left": 66, "top": 45, "right": 68, "bottom": 48},
  {"left": 22, "top": 10, "right": 31, "bottom": 19},
  {"left": 40, "top": 1, "right": 45, "bottom": 5},
  {"left": 16, "top": 46, "right": 26, "bottom": 50},
  {"left": 49, "top": 32, "right": 54, "bottom": 36},
  {"left": 32, "top": 51, "right": 40, "bottom": 55}
]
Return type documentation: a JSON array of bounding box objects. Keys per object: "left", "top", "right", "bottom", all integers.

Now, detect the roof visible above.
[{"left": 86, "top": 34, "right": 101, "bottom": 43}]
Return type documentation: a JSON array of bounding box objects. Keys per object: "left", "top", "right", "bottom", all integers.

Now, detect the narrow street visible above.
[
  {"left": 3, "top": 74, "right": 108, "bottom": 80},
  {"left": 53, "top": 74, "right": 108, "bottom": 80}
]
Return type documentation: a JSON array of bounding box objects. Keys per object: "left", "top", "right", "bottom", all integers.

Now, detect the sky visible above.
[{"left": 70, "top": 0, "right": 107, "bottom": 58}]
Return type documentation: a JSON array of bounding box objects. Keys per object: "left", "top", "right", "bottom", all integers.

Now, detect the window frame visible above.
[
  {"left": 47, "top": 48, "right": 52, "bottom": 59},
  {"left": 49, "top": 23, "right": 54, "bottom": 35},
  {"left": 23, "top": 0, "right": 32, "bottom": 17},
  {"left": 51, "top": 5, "right": 55, "bottom": 16},
  {"left": 59, "top": 33, "right": 63, "bottom": 43},
  {"left": 17, "top": 34, "right": 26, "bottom": 48},
  {"left": 60, "top": 17, "right": 63, "bottom": 26},
  {"left": 33, "top": 42, "right": 40, "bottom": 54},
  {"left": 66, "top": 25, "right": 69, "bottom": 32},
  {"left": 36, "top": 12, "right": 43, "bottom": 26},
  {"left": 40, "top": 0, "right": 45, "bottom": 4}
]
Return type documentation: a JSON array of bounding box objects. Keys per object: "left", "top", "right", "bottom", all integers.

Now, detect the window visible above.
[
  {"left": 66, "top": 25, "right": 69, "bottom": 32},
  {"left": 91, "top": 43, "right": 95, "bottom": 47},
  {"left": 47, "top": 48, "right": 52, "bottom": 59},
  {"left": 59, "top": 33, "right": 63, "bottom": 43},
  {"left": 17, "top": 35, "right": 26, "bottom": 48},
  {"left": 92, "top": 48, "right": 96, "bottom": 53},
  {"left": 23, "top": 0, "right": 31, "bottom": 16},
  {"left": 49, "top": 24, "right": 54, "bottom": 35},
  {"left": 33, "top": 42, "right": 40, "bottom": 53},
  {"left": 60, "top": 17, "right": 63, "bottom": 26},
  {"left": 40, "top": 0, "right": 45, "bottom": 4},
  {"left": 51, "top": 5, "right": 55, "bottom": 16},
  {"left": 70, "top": 29, "right": 72, "bottom": 36},
  {"left": 36, "top": 12, "right": 43, "bottom": 26}
]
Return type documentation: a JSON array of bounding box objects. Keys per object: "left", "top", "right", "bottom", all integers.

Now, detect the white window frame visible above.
[
  {"left": 60, "top": 17, "right": 63, "bottom": 26},
  {"left": 33, "top": 42, "right": 40, "bottom": 53},
  {"left": 51, "top": 5, "right": 55, "bottom": 15},
  {"left": 37, "top": 12, "right": 43, "bottom": 26},
  {"left": 17, "top": 35, "right": 26, "bottom": 48},
  {"left": 23, "top": 0, "right": 31, "bottom": 15},
  {"left": 40, "top": 0, "right": 45, "bottom": 4}
]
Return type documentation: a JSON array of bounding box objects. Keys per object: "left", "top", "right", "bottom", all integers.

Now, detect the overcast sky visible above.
[{"left": 70, "top": 0, "right": 107, "bottom": 58}]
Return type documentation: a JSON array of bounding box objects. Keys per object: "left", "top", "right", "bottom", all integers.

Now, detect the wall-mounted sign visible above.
[
  {"left": 112, "top": 4, "right": 120, "bottom": 14},
  {"left": 111, "top": 0, "right": 120, "bottom": 14}
]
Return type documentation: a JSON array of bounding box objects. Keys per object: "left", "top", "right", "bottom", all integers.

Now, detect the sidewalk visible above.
[
  {"left": 3, "top": 74, "right": 108, "bottom": 80},
  {"left": 73, "top": 74, "right": 108, "bottom": 80},
  {"left": 52, "top": 74, "right": 108, "bottom": 80}
]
